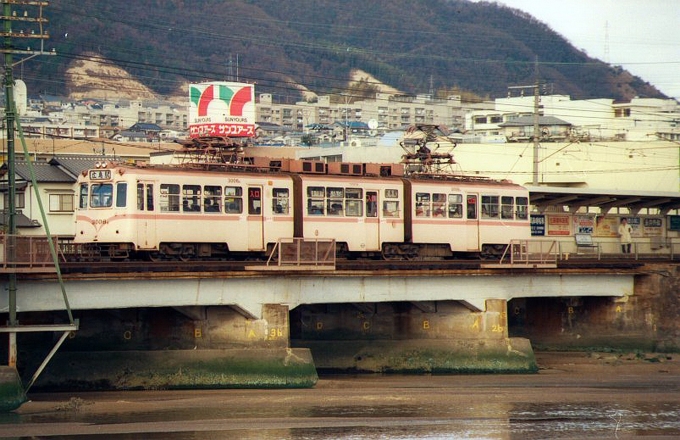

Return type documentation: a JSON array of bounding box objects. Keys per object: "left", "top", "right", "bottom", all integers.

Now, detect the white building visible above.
[{"left": 467, "top": 95, "right": 680, "bottom": 142}]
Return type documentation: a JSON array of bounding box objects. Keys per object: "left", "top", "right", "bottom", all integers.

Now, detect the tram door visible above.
[
  {"left": 365, "top": 190, "right": 379, "bottom": 250},
  {"left": 136, "top": 181, "right": 157, "bottom": 249},
  {"left": 466, "top": 193, "right": 480, "bottom": 252},
  {"left": 247, "top": 186, "right": 264, "bottom": 251}
]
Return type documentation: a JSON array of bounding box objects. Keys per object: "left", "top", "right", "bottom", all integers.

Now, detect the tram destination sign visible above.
[{"left": 89, "top": 169, "right": 112, "bottom": 180}]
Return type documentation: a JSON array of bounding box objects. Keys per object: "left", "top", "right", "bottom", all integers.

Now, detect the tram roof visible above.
[{"left": 526, "top": 185, "right": 680, "bottom": 215}]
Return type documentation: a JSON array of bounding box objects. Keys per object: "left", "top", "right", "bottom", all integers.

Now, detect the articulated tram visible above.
[{"left": 74, "top": 160, "right": 531, "bottom": 261}]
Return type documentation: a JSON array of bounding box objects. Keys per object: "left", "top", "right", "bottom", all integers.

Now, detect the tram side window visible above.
[
  {"left": 224, "top": 186, "right": 243, "bottom": 214},
  {"left": 467, "top": 195, "right": 477, "bottom": 219},
  {"left": 204, "top": 185, "right": 222, "bottom": 213},
  {"left": 415, "top": 192, "right": 431, "bottom": 217},
  {"left": 90, "top": 183, "right": 113, "bottom": 208},
  {"left": 160, "top": 184, "right": 180, "bottom": 212},
  {"left": 516, "top": 196, "right": 529, "bottom": 220},
  {"left": 481, "top": 195, "right": 499, "bottom": 219},
  {"left": 248, "top": 187, "right": 262, "bottom": 215},
  {"left": 307, "top": 186, "right": 325, "bottom": 215},
  {"left": 137, "top": 183, "right": 144, "bottom": 210},
  {"left": 182, "top": 185, "right": 201, "bottom": 212},
  {"left": 136, "top": 183, "right": 154, "bottom": 211},
  {"left": 116, "top": 183, "right": 127, "bottom": 208},
  {"left": 383, "top": 189, "right": 399, "bottom": 217},
  {"left": 345, "top": 188, "right": 363, "bottom": 217},
  {"left": 501, "top": 196, "right": 514, "bottom": 219},
  {"left": 448, "top": 194, "right": 463, "bottom": 218},
  {"left": 79, "top": 184, "right": 88, "bottom": 209},
  {"left": 327, "top": 187, "right": 344, "bottom": 216},
  {"left": 272, "top": 188, "right": 289, "bottom": 214},
  {"left": 432, "top": 193, "right": 446, "bottom": 217},
  {"left": 146, "top": 184, "right": 154, "bottom": 211},
  {"left": 366, "top": 191, "right": 378, "bottom": 218}
]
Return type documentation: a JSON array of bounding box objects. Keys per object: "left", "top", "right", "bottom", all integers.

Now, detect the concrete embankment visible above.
[{"left": 29, "top": 349, "right": 317, "bottom": 391}]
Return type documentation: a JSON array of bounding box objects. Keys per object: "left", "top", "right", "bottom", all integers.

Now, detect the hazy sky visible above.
[{"left": 485, "top": 0, "right": 680, "bottom": 100}]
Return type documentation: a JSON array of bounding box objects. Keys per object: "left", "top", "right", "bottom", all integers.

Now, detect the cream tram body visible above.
[
  {"left": 293, "top": 174, "right": 405, "bottom": 255},
  {"left": 403, "top": 179, "right": 531, "bottom": 257},
  {"left": 75, "top": 165, "right": 295, "bottom": 259}
]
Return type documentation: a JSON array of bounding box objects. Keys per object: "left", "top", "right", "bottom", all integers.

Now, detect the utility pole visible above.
[
  {"left": 508, "top": 58, "right": 542, "bottom": 185},
  {"left": 1, "top": 0, "right": 53, "bottom": 368},
  {"left": 532, "top": 60, "right": 540, "bottom": 186}
]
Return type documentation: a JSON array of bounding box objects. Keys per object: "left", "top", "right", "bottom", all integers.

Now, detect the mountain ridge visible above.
[{"left": 28, "top": 0, "right": 664, "bottom": 102}]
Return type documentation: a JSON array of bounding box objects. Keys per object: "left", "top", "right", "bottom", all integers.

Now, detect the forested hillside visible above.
[{"left": 26, "top": 0, "right": 663, "bottom": 102}]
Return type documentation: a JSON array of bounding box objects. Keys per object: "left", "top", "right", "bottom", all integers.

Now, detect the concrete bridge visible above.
[{"left": 1, "top": 263, "right": 650, "bottom": 395}]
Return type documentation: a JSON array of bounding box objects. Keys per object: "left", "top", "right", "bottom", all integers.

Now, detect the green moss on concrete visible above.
[
  {"left": 299, "top": 337, "right": 538, "bottom": 374},
  {"left": 0, "top": 367, "right": 26, "bottom": 412},
  {"left": 32, "top": 349, "right": 318, "bottom": 391}
]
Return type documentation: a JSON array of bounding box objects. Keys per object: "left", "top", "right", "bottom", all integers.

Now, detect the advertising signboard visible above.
[
  {"left": 189, "top": 82, "right": 255, "bottom": 138},
  {"left": 546, "top": 214, "right": 571, "bottom": 236},
  {"left": 530, "top": 214, "right": 545, "bottom": 236}
]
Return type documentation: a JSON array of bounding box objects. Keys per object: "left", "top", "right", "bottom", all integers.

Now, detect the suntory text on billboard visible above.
[{"left": 188, "top": 82, "right": 255, "bottom": 138}]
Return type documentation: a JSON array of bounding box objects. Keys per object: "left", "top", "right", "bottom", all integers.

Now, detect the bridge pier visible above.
[
  {"left": 292, "top": 299, "right": 537, "bottom": 373},
  {"left": 16, "top": 304, "right": 317, "bottom": 391}
]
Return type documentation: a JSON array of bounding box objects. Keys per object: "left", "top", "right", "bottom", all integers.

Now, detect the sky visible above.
[{"left": 483, "top": 0, "right": 680, "bottom": 100}]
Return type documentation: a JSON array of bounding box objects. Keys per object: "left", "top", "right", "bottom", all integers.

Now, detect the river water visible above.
[{"left": 2, "top": 353, "right": 680, "bottom": 439}]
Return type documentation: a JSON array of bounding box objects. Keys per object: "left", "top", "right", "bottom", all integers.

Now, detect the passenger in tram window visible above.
[
  {"left": 618, "top": 217, "right": 633, "bottom": 253},
  {"left": 416, "top": 203, "right": 425, "bottom": 217},
  {"left": 328, "top": 202, "right": 343, "bottom": 216}
]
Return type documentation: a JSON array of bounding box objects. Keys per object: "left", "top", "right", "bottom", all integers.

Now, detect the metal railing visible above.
[
  {"left": 265, "top": 238, "right": 336, "bottom": 269},
  {"left": 0, "top": 234, "right": 65, "bottom": 272},
  {"left": 498, "top": 239, "right": 559, "bottom": 266}
]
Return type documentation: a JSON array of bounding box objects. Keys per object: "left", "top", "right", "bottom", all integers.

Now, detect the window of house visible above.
[{"left": 49, "top": 193, "right": 74, "bottom": 212}]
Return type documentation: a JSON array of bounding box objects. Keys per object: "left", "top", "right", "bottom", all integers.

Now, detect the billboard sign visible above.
[{"left": 189, "top": 81, "right": 255, "bottom": 138}]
